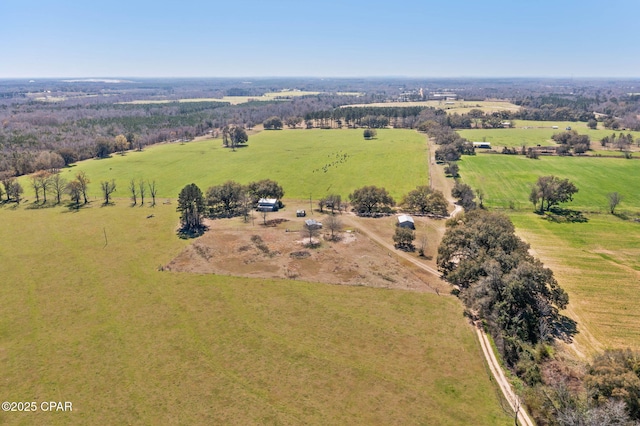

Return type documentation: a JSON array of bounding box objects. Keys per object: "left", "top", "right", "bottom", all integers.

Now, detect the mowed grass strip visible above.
[
  {"left": 0, "top": 203, "right": 512, "bottom": 425},
  {"left": 458, "top": 154, "right": 640, "bottom": 212},
  {"left": 42, "top": 129, "right": 427, "bottom": 201},
  {"left": 510, "top": 213, "right": 640, "bottom": 352}
]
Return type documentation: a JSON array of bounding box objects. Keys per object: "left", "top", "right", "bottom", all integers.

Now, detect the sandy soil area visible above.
[{"left": 166, "top": 204, "right": 444, "bottom": 292}]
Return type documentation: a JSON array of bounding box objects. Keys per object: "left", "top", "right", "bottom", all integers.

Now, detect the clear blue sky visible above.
[{"left": 1, "top": 0, "right": 638, "bottom": 78}]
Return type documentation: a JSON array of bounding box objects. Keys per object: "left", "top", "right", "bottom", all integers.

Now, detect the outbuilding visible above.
[
  {"left": 257, "top": 198, "right": 279, "bottom": 212},
  {"left": 473, "top": 141, "right": 492, "bottom": 149},
  {"left": 304, "top": 219, "right": 322, "bottom": 229},
  {"left": 397, "top": 215, "right": 415, "bottom": 229}
]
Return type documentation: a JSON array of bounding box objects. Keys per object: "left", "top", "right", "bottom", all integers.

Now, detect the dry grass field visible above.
[
  {"left": 119, "top": 90, "right": 322, "bottom": 105},
  {"left": 0, "top": 196, "right": 512, "bottom": 424},
  {"left": 343, "top": 100, "right": 521, "bottom": 114}
]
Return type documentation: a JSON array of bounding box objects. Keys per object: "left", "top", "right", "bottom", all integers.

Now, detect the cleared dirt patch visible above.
[{"left": 166, "top": 215, "right": 436, "bottom": 291}]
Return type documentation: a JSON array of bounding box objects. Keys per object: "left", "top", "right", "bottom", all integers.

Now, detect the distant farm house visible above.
[
  {"left": 305, "top": 219, "right": 323, "bottom": 230},
  {"left": 257, "top": 198, "right": 279, "bottom": 212},
  {"left": 397, "top": 215, "right": 415, "bottom": 229},
  {"left": 473, "top": 141, "right": 492, "bottom": 149},
  {"left": 431, "top": 92, "right": 458, "bottom": 101}
]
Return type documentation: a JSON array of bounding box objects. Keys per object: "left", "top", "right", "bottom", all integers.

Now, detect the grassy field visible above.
[
  {"left": 458, "top": 120, "right": 640, "bottom": 149},
  {"left": 25, "top": 129, "right": 428, "bottom": 201},
  {"left": 458, "top": 154, "right": 640, "bottom": 212},
  {"left": 0, "top": 202, "right": 512, "bottom": 425},
  {"left": 457, "top": 154, "right": 640, "bottom": 353},
  {"left": 510, "top": 212, "right": 640, "bottom": 353},
  {"left": 343, "top": 100, "right": 520, "bottom": 115}
]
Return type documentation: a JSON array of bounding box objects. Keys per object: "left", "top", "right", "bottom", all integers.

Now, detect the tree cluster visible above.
[
  {"left": 437, "top": 210, "right": 571, "bottom": 371},
  {"left": 400, "top": 185, "right": 448, "bottom": 216},
  {"left": 318, "top": 194, "right": 343, "bottom": 214},
  {"left": 419, "top": 122, "right": 475, "bottom": 163},
  {"left": 551, "top": 130, "right": 591, "bottom": 155},
  {"left": 451, "top": 181, "right": 476, "bottom": 211},
  {"left": 222, "top": 124, "right": 249, "bottom": 150},
  {"left": 529, "top": 176, "right": 578, "bottom": 212},
  {"left": 393, "top": 227, "right": 415, "bottom": 251},
  {"left": 348, "top": 186, "right": 395, "bottom": 216},
  {"left": 600, "top": 132, "right": 635, "bottom": 151},
  {"left": 363, "top": 129, "right": 377, "bottom": 139},
  {"left": 263, "top": 116, "right": 283, "bottom": 130},
  {"left": 204, "top": 179, "right": 284, "bottom": 219},
  {"left": 177, "top": 183, "right": 206, "bottom": 233}
]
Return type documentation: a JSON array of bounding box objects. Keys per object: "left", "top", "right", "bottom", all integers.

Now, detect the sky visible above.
[{"left": 1, "top": 0, "right": 639, "bottom": 79}]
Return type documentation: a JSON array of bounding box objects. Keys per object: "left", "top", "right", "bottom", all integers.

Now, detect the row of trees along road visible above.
[
  {"left": 446, "top": 175, "right": 640, "bottom": 423},
  {"left": 343, "top": 185, "right": 449, "bottom": 217},
  {"left": 437, "top": 209, "right": 572, "bottom": 376}
]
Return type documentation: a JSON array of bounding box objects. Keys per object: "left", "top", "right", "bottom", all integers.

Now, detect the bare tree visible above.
[
  {"left": 418, "top": 234, "right": 428, "bottom": 257},
  {"left": 148, "top": 180, "right": 157, "bottom": 206},
  {"left": 607, "top": 192, "right": 623, "bottom": 214},
  {"left": 66, "top": 180, "right": 82, "bottom": 207},
  {"left": 50, "top": 173, "right": 66, "bottom": 204},
  {"left": 30, "top": 174, "right": 42, "bottom": 203},
  {"left": 10, "top": 182, "right": 24, "bottom": 204},
  {"left": 76, "top": 171, "right": 90, "bottom": 204},
  {"left": 239, "top": 191, "right": 253, "bottom": 223},
  {"left": 138, "top": 179, "right": 146, "bottom": 206},
  {"left": 129, "top": 179, "right": 137, "bottom": 205},
  {"left": 324, "top": 215, "right": 343, "bottom": 241},
  {"left": 100, "top": 180, "right": 117, "bottom": 205},
  {"left": 303, "top": 222, "right": 320, "bottom": 245}
]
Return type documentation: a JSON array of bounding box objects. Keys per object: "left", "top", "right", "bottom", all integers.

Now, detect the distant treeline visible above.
[
  {"left": 2, "top": 77, "right": 640, "bottom": 178},
  {"left": 0, "top": 93, "right": 366, "bottom": 177}
]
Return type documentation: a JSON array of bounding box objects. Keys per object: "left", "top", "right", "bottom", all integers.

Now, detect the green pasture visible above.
[
  {"left": 457, "top": 154, "right": 640, "bottom": 352},
  {"left": 510, "top": 212, "right": 640, "bottom": 352},
  {"left": 458, "top": 128, "right": 557, "bottom": 148},
  {"left": 458, "top": 120, "right": 640, "bottom": 149},
  {"left": 458, "top": 154, "right": 640, "bottom": 212},
  {"left": 0, "top": 202, "right": 512, "bottom": 425},
  {"left": 27, "top": 129, "right": 428, "bottom": 201}
]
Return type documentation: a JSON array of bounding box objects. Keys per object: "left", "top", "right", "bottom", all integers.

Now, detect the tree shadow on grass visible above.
[
  {"left": 613, "top": 212, "right": 630, "bottom": 221},
  {"left": 543, "top": 208, "right": 588, "bottom": 223},
  {"left": 552, "top": 314, "right": 579, "bottom": 344},
  {"left": 26, "top": 201, "right": 63, "bottom": 210},
  {"left": 62, "top": 202, "right": 91, "bottom": 213},
  {"left": 177, "top": 225, "right": 207, "bottom": 240}
]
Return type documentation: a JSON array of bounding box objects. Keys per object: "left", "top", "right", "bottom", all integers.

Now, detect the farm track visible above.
[
  {"left": 337, "top": 135, "right": 535, "bottom": 425},
  {"left": 342, "top": 208, "right": 534, "bottom": 425}
]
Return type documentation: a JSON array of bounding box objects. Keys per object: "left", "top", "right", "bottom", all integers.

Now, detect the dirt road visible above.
[{"left": 341, "top": 135, "right": 535, "bottom": 426}]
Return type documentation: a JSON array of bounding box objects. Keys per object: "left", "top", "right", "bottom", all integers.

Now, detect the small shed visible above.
[
  {"left": 257, "top": 198, "right": 279, "bottom": 212},
  {"left": 473, "top": 141, "right": 491, "bottom": 149},
  {"left": 397, "top": 215, "right": 415, "bottom": 229},
  {"left": 304, "top": 219, "right": 322, "bottom": 229}
]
